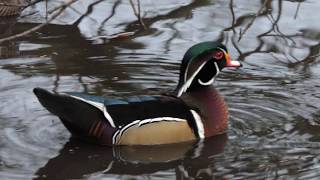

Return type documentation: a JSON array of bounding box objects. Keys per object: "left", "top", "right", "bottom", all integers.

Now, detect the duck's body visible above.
[{"left": 34, "top": 41, "right": 241, "bottom": 146}]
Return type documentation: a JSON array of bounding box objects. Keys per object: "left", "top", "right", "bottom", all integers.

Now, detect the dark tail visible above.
[{"left": 33, "top": 88, "right": 115, "bottom": 145}]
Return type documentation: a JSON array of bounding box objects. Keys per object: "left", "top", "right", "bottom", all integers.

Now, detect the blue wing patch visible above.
[
  {"left": 66, "top": 92, "right": 128, "bottom": 105},
  {"left": 66, "top": 92, "right": 105, "bottom": 104},
  {"left": 66, "top": 93, "right": 156, "bottom": 106},
  {"left": 125, "top": 95, "right": 156, "bottom": 103}
]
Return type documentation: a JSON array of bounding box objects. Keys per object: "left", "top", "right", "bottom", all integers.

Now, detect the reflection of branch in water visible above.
[
  {"left": 288, "top": 43, "right": 320, "bottom": 68},
  {"left": 78, "top": 76, "right": 89, "bottom": 93},
  {"left": 98, "top": 0, "right": 122, "bottom": 35},
  {"left": 226, "top": 0, "right": 284, "bottom": 61},
  {"left": 164, "top": 21, "right": 179, "bottom": 54},
  {"left": 24, "top": 0, "right": 45, "bottom": 9},
  {"left": 238, "top": 0, "right": 270, "bottom": 42},
  {"left": 225, "top": 0, "right": 269, "bottom": 57},
  {"left": 72, "top": 0, "right": 104, "bottom": 26},
  {"left": 0, "top": 0, "right": 79, "bottom": 44},
  {"left": 227, "top": 0, "right": 242, "bottom": 56},
  {"left": 227, "top": 0, "right": 318, "bottom": 68},
  {"left": 53, "top": 71, "right": 60, "bottom": 93},
  {"left": 19, "top": 0, "right": 45, "bottom": 18},
  {"left": 294, "top": 2, "right": 301, "bottom": 19},
  {"left": 267, "top": 14, "right": 296, "bottom": 46},
  {"left": 129, "top": 0, "right": 146, "bottom": 29}
]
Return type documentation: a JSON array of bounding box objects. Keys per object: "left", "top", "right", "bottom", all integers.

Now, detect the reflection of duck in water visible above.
[
  {"left": 34, "top": 41, "right": 241, "bottom": 145},
  {"left": 0, "top": 0, "right": 27, "bottom": 16},
  {"left": 35, "top": 134, "right": 227, "bottom": 179}
]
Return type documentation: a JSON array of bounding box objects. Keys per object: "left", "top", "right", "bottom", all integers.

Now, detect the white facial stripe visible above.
[
  {"left": 184, "top": 61, "right": 191, "bottom": 83},
  {"left": 177, "top": 61, "right": 207, "bottom": 97},
  {"left": 217, "top": 47, "right": 227, "bottom": 54}
]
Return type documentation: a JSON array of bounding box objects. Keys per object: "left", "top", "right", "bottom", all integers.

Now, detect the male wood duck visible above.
[{"left": 33, "top": 41, "right": 241, "bottom": 146}]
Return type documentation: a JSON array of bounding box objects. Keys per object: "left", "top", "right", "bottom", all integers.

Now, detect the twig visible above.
[
  {"left": 129, "top": 0, "right": 146, "bottom": 29},
  {"left": 0, "top": 0, "right": 78, "bottom": 44}
]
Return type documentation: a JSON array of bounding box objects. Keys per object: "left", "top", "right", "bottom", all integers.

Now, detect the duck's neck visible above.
[{"left": 180, "top": 86, "right": 229, "bottom": 137}]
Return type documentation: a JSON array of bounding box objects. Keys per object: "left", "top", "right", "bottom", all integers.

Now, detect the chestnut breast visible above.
[{"left": 181, "top": 87, "right": 229, "bottom": 137}]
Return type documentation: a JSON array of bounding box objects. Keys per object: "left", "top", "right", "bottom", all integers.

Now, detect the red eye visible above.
[{"left": 214, "top": 51, "right": 224, "bottom": 60}]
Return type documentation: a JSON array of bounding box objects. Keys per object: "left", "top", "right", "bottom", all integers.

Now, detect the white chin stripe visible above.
[{"left": 198, "top": 77, "right": 215, "bottom": 86}]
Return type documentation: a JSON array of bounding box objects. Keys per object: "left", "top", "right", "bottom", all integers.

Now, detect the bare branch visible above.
[{"left": 0, "top": 0, "right": 78, "bottom": 44}]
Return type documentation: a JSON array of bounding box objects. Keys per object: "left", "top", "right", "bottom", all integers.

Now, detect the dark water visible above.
[{"left": 0, "top": 0, "right": 320, "bottom": 179}]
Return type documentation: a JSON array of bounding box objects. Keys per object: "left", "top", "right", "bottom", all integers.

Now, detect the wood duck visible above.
[{"left": 33, "top": 41, "right": 241, "bottom": 146}]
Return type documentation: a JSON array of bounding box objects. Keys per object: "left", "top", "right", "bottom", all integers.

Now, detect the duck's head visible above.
[{"left": 176, "top": 41, "right": 241, "bottom": 97}]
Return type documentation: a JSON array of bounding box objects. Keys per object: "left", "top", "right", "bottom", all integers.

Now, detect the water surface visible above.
[{"left": 1, "top": 0, "right": 320, "bottom": 179}]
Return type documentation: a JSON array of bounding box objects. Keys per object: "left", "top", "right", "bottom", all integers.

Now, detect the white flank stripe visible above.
[
  {"left": 68, "top": 95, "right": 116, "bottom": 128},
  {"left": 103, "top": 106, "right": 116, "bottom": 127},
  {"left": 138, "top": 117, "right": 186, "bottom": 126},
  {"left": 112, "top": 120, "right": 140, "bottom": 144},
  {"left": 190, "top": 110, "right": 205, "bottom": 139}
]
